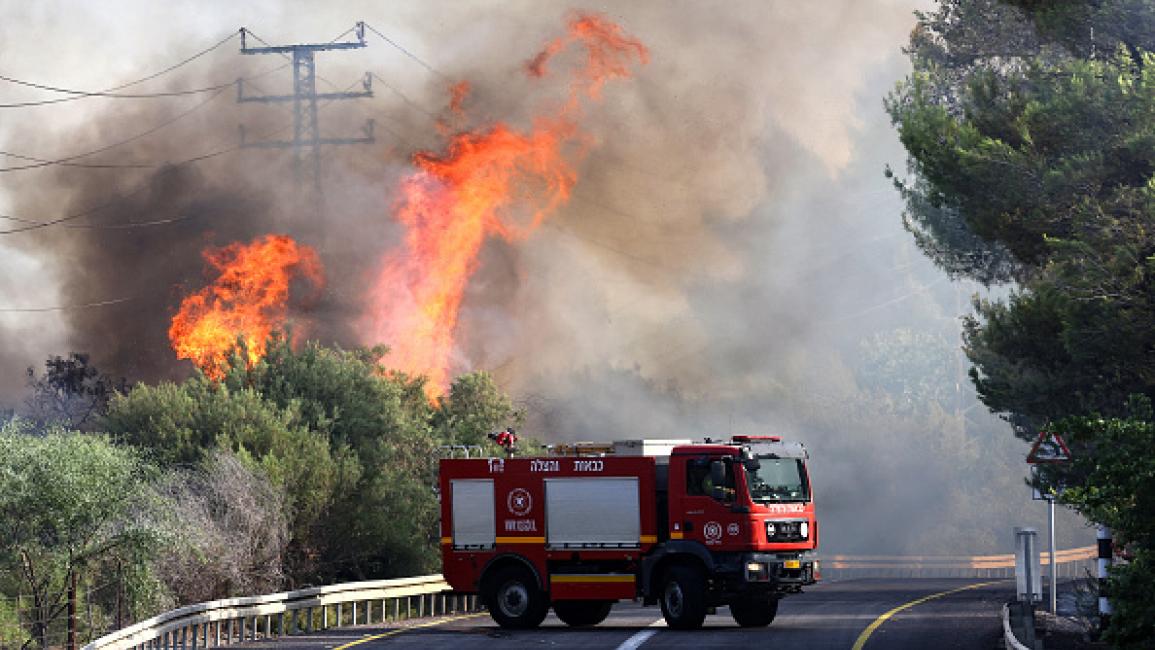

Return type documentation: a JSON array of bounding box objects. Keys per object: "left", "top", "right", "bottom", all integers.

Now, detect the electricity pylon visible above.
[{"left": 237, "top": 23, "right": 375, "bottom": 198}]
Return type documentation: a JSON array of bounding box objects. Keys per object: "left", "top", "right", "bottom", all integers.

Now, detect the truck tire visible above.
[
  {"left": 553, "top": 600, "right": 613, "bottom": 626},
  {"left": 483, "top": 565, "right": 549, "bottom": 629},
  {"left": 659, "top": 565, "right": 708, "bottom": 630},
  {"left": 729, "top": 595, "right": 779, "bottom": 627}
]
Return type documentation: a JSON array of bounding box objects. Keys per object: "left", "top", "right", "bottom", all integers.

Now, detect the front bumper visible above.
[{"left": 740, "top": 552, "right": 819, "bottom": 591}]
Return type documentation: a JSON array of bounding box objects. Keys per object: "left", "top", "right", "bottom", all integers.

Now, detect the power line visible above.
[
  {"left": 363, "top": 23, "right": 451, "bottom": 82},
  {"left": 0, "top": 101, "right": 307, "bottom": 234},
  {"left": 0, "top": 64, "right": 288, "bottom": 173},
  {"left": 104, "top": 32, "right": 240, "bottom": 92},
  {"left": 0, "top": 122, "right": 292, "bottom": 234},
  {"left": 371, "top": 72, "right": 437, "bottom": 119},
  {"left": 0, "top": 296, "right": 135, "bottom": 313},
  {"left": 0, "top": 32, "right": 241, "bottom": 109},
  {"left": 0, "top": 87, "right": 229, "bottom": 172},
  {"left": 0, "top": 77, "right": 229, "bottom": 106}
]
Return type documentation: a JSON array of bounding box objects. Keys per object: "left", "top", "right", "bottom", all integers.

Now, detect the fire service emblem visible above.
[
  {"left": 507, "top": 488, "right": 533, "bottom": 516},
  {"left": 704, "top": 521, "right": 723, "bottom": 541}
]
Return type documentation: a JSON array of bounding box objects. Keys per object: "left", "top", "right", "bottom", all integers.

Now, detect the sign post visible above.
[{"left": 1028, "top": 431, "right": 1071, "bottom": 615}]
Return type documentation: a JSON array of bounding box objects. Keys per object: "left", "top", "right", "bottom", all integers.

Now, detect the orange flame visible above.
[
  {"left": 364, "top": 12, "right": 646, "bottom": 398},
  {"left": 169, "top": 234, "right": 324, "bottom": 379},
  {"left": 527, "top": 12, "right": 650, "bottom": 101},
  {"left": 437, "top": 81, "right": 472, "bottom": 136}
]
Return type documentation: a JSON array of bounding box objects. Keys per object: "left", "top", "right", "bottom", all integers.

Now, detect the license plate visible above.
[{"left": 784, "top": 560, "right": 801, "bottom": 569}]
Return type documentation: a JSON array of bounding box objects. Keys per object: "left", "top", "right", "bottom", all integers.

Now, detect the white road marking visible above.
[{"left": 615, "top": 618, "right": 666, "bottom": 650}]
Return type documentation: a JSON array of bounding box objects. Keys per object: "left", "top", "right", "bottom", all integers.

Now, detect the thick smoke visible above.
[{"left": 0, "top": 1, "right": 1089, "bottom": 553}]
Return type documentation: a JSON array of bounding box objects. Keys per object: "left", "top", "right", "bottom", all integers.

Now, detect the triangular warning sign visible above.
[{"left": 1027, "top": 431, "right": 1072, "bottom": 464}]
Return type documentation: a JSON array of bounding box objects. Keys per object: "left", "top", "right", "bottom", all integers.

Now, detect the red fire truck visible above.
[{"left": 438, "top": 436, "right": 818, "bottom": 630}]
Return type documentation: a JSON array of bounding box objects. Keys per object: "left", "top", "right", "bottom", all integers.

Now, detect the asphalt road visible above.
[{"left": 244, "top": 578, "right": 1013, "bottom": 650}]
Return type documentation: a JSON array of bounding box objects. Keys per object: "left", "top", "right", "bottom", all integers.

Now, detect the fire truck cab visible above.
[{"left": 439, "top": 436, "right": 818, "bottom": 630}]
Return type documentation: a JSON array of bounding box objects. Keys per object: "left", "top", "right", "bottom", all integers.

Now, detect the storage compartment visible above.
[
  {"left": 545, "top": 477, "right": 640, "bottom": 548},
  {"left": 451, "top": 479, "right": 495, "bottom": 548}
]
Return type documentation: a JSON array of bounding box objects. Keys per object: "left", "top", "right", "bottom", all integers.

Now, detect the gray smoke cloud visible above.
[{"left": 0, "top": 1, "right": 1089, "bottom": 553}]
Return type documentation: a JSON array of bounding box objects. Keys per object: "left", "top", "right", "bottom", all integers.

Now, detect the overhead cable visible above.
[
  {"left": 0, "top": 113, "right": 300, "bottom": 234},
  {"left": 0, "top": 63, "right": 288, "bottom": 172},
  {"left": 0, "top": 296, "right": 135, "bottom": 313},
  {"left": 371, "top": 72, "right": 438, "bottom": 119},
  {"left": 104, "top": 31, "right": 239, "bottom": 92},
  {"left": 0, "top": 146, "right": 236, "bottom": 234},
  {"left": 0, "top": 87, "right": 230, "bottom": 172},
  {"left": 0, "top": 31, "right": 267, "bottom": 109},
  {"left": 364, "top": 23, "right": 451, "bottom": 82}
]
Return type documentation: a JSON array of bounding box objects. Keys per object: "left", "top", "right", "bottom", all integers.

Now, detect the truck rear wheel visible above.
[
  {"left": 659, "top": 565, "right": 707, "bottom": 630},
  {"left": 729, "top": 595, "right": 779, "bottom": 627},
  {"left": 553, "top": 600, "right": 613, "bottom": 626},
  {"left": 483, "top": 565, "right": 549, "bottom": 629}
]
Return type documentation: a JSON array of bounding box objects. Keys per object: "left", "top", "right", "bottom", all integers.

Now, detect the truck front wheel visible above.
[
  {"left": 729, "top": 595, "right": 779, "bottom": 627},
  {"left": 483, "top": 565, "right": 549, "bottom": 629},
  {"left": 553, "top": 600, "right": 613, "bottom": 626},
  {"left": 659, "top": 565, "right": 707, "bottom": 629}
]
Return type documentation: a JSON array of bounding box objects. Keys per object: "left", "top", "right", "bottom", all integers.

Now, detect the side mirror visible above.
[{"left": 744, "top": 457, "right": 761, "bottom": 472}]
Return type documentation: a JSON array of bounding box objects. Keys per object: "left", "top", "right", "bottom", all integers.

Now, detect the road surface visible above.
[{"left": 242, "top": 578, "right": 1012, "bottom": 650}]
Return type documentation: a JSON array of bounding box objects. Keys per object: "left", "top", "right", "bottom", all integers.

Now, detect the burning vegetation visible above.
[
  {"left": 362, "top": 11, "right": 648, "bottom": 397},
  {"left": 168, "top": 234, "right": 324, "bottom": 379}
]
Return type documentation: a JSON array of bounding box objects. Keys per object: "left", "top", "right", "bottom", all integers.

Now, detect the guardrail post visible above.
[
  {"left": 393, "top": 598, "right": 399, "bottom": 621},
  {"left": 352, "top": 601, "right": 358, "bottom": 625},
  {"left": 214, "top": 620, "right": 221, "bottom": 647}
]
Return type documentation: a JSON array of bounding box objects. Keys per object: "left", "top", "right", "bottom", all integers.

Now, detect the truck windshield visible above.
[{"left": 746, "top": 458, "right": 810, "bottom": 502}]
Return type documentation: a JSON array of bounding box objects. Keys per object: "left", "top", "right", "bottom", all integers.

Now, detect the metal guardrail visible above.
[
  {"left": 822, "top": 545, "right": 1097, "bottom": 579},
  {"left": 1002, "top": 602, "right": 1033, "bottom": 650},
  {"left": 83, "top": 575, "right": 480, "bottom": 650}
]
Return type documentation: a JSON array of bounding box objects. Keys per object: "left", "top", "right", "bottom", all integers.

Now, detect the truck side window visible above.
[
  {"left": 687, "top": 459, "right": 709, "bottom": 496},
  {"left": 686, "top": 458, "right": 733, "bottom": 498}
]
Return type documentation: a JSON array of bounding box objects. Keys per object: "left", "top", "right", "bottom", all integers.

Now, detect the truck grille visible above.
[{"left": 766, "top": 520, "right": 808, "bottom": 542}]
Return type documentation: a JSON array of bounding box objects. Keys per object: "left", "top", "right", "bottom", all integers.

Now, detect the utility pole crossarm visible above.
[
  {"left": 241, "top": 41, "right": 366, "bottom": 54},
  {"left": 239, "top": 23, "right": 366, "bottom": 54},
  {"left": 239, "top": 89, "right": 372, "bottom": 103}
]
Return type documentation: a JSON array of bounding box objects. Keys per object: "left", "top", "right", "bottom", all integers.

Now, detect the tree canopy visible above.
[{"left": 891, "top": 1, "right": 1155, "bottom": 644}]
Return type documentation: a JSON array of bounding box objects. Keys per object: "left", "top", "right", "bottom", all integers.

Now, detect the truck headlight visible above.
[
  {"left": 800, "top": 521, "right": 809, "bottom": 539},
  {"left": 745, "top": 561, "right": 769, "bottom": 581},
  {"left": 766, "top": 522, "right": 776, "bottom": 537}
]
